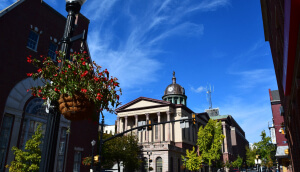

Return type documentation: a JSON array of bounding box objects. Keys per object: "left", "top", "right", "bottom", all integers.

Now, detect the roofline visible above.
[
  {"left": 260, "top": 0, "right": 270, "bottom": 41},
  {"left": 0, "top": 0, "right": 25, "bottom": 18},
  {"left": 0, "top": 0, "right": 90, "bottom": 24},
  {"left": 116, "top": 97, "right": 171, "bottom": 111},
  {"left": 195, "top": 112, "right": 210, "bottom": 122}
]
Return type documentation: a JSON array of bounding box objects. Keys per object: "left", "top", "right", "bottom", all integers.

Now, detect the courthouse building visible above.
[
  {"left": 115, "top": 73, "right": 248, "bottom": 172},
  {"left": 0, "top": 0, "right": 98, "bottom": 172}
]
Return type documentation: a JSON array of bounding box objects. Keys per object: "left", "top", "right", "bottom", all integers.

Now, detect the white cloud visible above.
[
  {"left": 233, "top": 69, "right": 276, "bottom": 90},
  {"left": 84, "top": 0, "right": 229, "bottom": 90},
  {"left": 219, "top": 95, "right": 273, "bottom": 143},
  {"left": 191, "top": 86, "right": 206, "bottom": 93}
]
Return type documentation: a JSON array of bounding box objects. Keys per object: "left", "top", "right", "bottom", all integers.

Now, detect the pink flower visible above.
[
  {"left": 26, "top": 73, "right": 33, "bottom": 77},
  {"left": 37, "top": 68, "right": 42, "bottom": 73},
  {"left": 82, "top": 61, "right": 86, "bottom": 65},
  {"left": 81, "top": 88, "right": 87, "bottom": 93}
]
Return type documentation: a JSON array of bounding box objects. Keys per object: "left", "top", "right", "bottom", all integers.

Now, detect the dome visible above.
[
  {"left": 162, "top": 71, "right": 187, "bottom": 105},
  {"left": 164, "top": 71, "right": 185, "bottom": 96}
]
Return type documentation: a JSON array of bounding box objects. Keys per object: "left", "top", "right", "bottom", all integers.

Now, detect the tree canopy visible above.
[
  {"left": 6, "top": 124, "right": 43, "bottom": 172},
  {"left": 101, "top": 133, "right": 141, "bottom": 172},
  {"left": 253, "top": 130, "right": 275, "bottom": 168},
  {"left": 197, "top": 119, "right": 225, "bottom": 172},
  {"left": 246, "top": 146, "right": 257, "bottom": 167},
  {"left": 232, "top": 155, "right": 243, "bottom": 169},
  {"left": 181, "top": 147, "right": 202, "bottom": 172}
]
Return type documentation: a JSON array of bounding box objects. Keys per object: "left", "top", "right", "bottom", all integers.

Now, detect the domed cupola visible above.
[{"left": 162, "top": 71, "right": 187, "bottom": 105}]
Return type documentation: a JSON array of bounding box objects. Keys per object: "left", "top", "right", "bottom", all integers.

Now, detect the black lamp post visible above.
[
  {"left": 91, "top": 140, "right": 96, "bottom": 171},
  {"left": 42, "top": 0, "right": 87, "bottom": 171},
  {"left": 147, "top": 151, "right": 152, "bottom": 172}
]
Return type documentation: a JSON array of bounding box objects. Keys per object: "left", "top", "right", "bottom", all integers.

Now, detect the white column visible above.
[
  {"left": 222, "top": 122, "right": 228, "bottom": 152},
  {"left": 135, "top": 115, "right": 138, "bottom": 138},
  {"left": 117, "top": 117, "right": 120, "bottom": 133},
  {"left": 157, "top": 112, "right": 161, "bottom": 142},
  {"left": 166, "top": 111, "right": 170, "bottom": 141},
  {"left": 146, "top": 113, "right": 149, "bottom": 142},
  {"left": 124, "top": 116, "right": 128, "bottom": 133}
]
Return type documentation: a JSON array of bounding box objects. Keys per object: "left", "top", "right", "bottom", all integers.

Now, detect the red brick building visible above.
[
  {"left": 268, "top": 89, "right": 291, "bottom": 172},
  {"left": 0, "top": 0, "right": 98, "bottom": 171},
  {"left": 261, "top": 0, "right": 300, "bottom": 171}
]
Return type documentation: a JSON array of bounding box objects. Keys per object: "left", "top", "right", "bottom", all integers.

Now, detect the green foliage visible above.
[
  {"left": 181, "top": 147, "right": 202, "bottom": 171},
  {"left": 246, "top": 146, "right": 256, "bottom": 167},
  {"left": 101, "top": 134, "right": 141, "bottom": 171},
  {"left": 232, "top": 155, "right": 243, "bottom": 169},
  {"left": 6, "top": 124, "right": 43, "bottom": 172},
  {"left": 253, "top": 130, "right": 276, "bottom": 168},
  {"left": 197, "top": 119, "right": 225, "bottom": 168},
  {"left": 224, "top": 160, "right": 231, "bottom": 168}
]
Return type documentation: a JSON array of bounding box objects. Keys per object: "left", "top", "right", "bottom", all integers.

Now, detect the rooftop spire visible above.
[{"left": 172, "top": 71, "right": 176, "bottom": 84}]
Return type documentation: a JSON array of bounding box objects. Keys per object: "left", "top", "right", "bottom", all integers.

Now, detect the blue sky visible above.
[{"left": 2, "top": 0, "right": 278, "bottom": 144}]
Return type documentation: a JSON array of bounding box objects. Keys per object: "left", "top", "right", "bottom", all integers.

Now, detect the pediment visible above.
[
  {"left": 124, "top": 100, "right": 162, "bottom": 110},
  {"left": 116, "top": 97, "right": 171, "bottom": 112}
]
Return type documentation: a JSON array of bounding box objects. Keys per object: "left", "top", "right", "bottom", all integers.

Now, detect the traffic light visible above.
[
  {"left": 192, "top": 113, "right": 196, "bottom": 124},
  {"left": 284, "top": 149, "right": 289, "bottom": 155},
  {"left": 147, "top": 120, "right": 152, "bottom": 130},
  {"left": 94, "top": 155, "right": 99, "bottom": 161}
]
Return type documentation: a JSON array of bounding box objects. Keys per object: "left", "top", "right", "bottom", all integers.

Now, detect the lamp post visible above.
[
  {"left": 147, "top": 151, "right": 152, "bottom": 172},
  {"left": 91, "top": 140, "right": 96, "bottom": 171},
  {"left": 42, "top": 0, "right": 87, "bottom": 171}
]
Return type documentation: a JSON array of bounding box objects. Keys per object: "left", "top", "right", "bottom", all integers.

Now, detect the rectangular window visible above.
[
  {"left": 47, "top": 42, "right": 58, "bottom": 60},
  {"left": 73, "top": 151, "right": 81, "bottom": 172},
  {"left": 0, "top": 115, "right": 13, "bottom": 171},
  {"left": 27, "top": 30, "right": 39, "bottom": 51}
]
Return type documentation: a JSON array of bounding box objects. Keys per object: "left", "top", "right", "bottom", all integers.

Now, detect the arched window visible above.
[{"left": 156, "top": 157, "right": 163, "bottom": 172}]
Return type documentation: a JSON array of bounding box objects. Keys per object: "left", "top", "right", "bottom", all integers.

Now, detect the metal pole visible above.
[
  {"left": 98, "top": 115, "right": 104, "bottom": 172},
  {"left": 43, "top": 2, "right": 82, "bottom": 172},
  {"left": 91, "top": 144, "right": 94, "bottom": 171}
]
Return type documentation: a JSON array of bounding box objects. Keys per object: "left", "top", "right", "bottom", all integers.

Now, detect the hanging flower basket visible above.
[
  {"left": 58, "top": 92, "right": 95, "bottom": 120},
  {"left": 26, "top": 51, "right": 122, "bottom": 121}
]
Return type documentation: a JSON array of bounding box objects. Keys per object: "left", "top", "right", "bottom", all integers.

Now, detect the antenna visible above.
[{"left": 206, "top": 84, "right": 214, "bottom": 109}]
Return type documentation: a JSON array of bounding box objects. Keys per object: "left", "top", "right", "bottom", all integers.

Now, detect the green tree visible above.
[
  {"left": 253, "top": 130, "right": 275, "bottom": 168},
  {"left": 232, "top": 155, "right": 243, "bottom": 170},
  {"left": 197, "top": 119, "right": 225, "bottom": 172},
  {"left": 6, "top": 124, "right": 43, "bottom": 172},
  {"left": 246, "top": 146, "right": 256, "bottom": 167},
  {"left": 101, "top": 133, "right": 141, "bottom": 172},
  {"left": 181, "top": 147, "right": 202, "bottom": 172}
]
